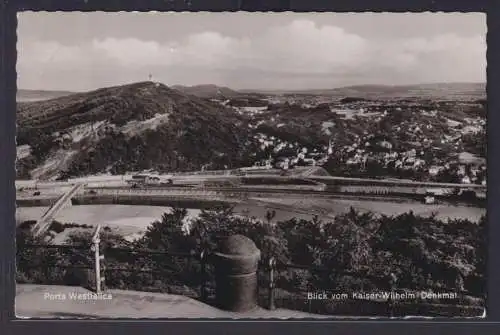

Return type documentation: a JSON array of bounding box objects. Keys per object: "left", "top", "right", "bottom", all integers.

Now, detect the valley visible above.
[{"left": 15, "top": 81, "right": 487, "bottom": 245}]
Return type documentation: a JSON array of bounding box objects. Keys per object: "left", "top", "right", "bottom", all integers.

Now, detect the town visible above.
[{"left": 215, "top": 96, "right": 486, "bottom": 187}]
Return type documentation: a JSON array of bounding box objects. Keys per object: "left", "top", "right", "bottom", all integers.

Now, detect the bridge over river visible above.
[{"left": 30, "top": 184, "right": 84, "bottom": 237}]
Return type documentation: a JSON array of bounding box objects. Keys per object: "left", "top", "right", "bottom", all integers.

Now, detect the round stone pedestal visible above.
[{"left": 212, "top": 235, "right": 261, "bottom": 312}]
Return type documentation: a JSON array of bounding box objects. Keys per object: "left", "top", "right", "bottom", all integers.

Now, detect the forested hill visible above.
[
  {"left": 171, "top": 84, "right": 241, "bottom": 99},
  {"left": 16, "top": 81, "right": 255, "bottom": 180}
]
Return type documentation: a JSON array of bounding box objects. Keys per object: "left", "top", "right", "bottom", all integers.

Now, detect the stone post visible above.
[{"left": 212, "top": 235, "right": 261, "bottom": 312}]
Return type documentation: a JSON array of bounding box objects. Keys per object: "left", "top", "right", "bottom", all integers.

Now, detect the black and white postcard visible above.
[{"left": 15, "top": 12, "right": 486, "bottom": 319}]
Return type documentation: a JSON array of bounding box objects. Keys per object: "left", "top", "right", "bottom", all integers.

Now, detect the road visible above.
[
  {"left": 16, "top": 170, "right": 486, "bottom": 190},
  {"left": 309, "top": 175, "right": 486, "bottom": 189}
]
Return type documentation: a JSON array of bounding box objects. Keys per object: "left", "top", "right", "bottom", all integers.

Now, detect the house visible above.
[
  {"left": 458, "top": 152, "right": 486, "bottom": 166},
  {"left": 470, "top": 166, "right": 480, "bottom": 177},
  {"left": 428, "top": 166, "right": 443, "bottom": 176},
  {"left": 407, "top": 149, "right": 417, "bottom": 157},
  {"left": 327, "top": 140, "right": 334, "bottom": 155},
  {"left": 275, "top": 157, "right": 290, "bottom": 170},
  {"left": 424, "top": 196, "right": 436, "bottom": 204},
  {"left": 457, "top": 165, "right": 466, "bottom": 176},
  {"left": 414, "top": 159, "right": 426, "bottom": 168},
  {"left": 303, "top": 158, "right": 317, "bottom": 166},
  {"left": 378, "top": 140, "right": 393, "bottom": 150},
  {"left": 426, "top": 188, "right": 447, "bottom": 196},
  {"left": 346, "top": 158, "right": 358, "bottom": 165},
  {"left": 402, "top": 157, "right": 415, "bottom": 169}
]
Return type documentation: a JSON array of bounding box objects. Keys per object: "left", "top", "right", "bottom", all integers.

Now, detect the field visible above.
[{"left": 16, "top": 205, "right": 202, "bottom": 242}]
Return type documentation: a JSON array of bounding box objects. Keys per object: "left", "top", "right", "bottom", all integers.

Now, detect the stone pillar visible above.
[{"left": 212, "top": 235, "right": 261, "bottom": 312}]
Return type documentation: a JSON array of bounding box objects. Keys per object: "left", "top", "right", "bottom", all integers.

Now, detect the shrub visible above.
[{"left": 49, "top": 220, "right": 65, "bottom": 234}]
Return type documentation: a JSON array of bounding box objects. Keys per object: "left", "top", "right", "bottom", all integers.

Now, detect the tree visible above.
[
  {"left": 30, "top": 131, "right": 57, "bottom": 161},
  {"left": 139, "top": 208, "right": 194, "bottom": 252},
  {"left": 436, "top": 167, "right": 460, "bottom": 183},
  {"left": 365, "top": 158, "right": 386, "bottom": 178},
  {"left": 16, "top": 206, "right": 485, "bottom": 306},
  {"left": 266, "top": 210, "right": 277, "bottom": 224},
  {"left": 189, "top": 207, "right": 289, "bottom": 263}
]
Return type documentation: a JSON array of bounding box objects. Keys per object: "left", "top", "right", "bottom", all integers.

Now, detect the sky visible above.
[{"left": 17, "top": 12, "right": 486, "bottom": 92}]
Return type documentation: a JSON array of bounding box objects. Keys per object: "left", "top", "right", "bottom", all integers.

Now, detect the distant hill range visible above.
[
  {"left": 171, "top": 84, "right": 242, "bottom": 99},
  {"left": 17, "top": 89, "right": 75, "bottom": 102},
  {"left": 240, "top": 83, "right": 486, "bottom": 101},
  {"left": 18, "top": 82, "right": 486, "bottom": 102},
  {"left": 171, "top": 84, "right": 268, "bottom": 100}
]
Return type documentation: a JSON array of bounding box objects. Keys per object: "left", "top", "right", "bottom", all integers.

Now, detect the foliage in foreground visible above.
[{"left": 16, "top": 207, "right": 486, "bottom": 305}]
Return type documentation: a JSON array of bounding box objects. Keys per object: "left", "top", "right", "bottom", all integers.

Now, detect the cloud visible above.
[
  {"left": 17, "top": 19, "right": 486, "bottom": 91},
  {"left": 92, "top": 38, "right": 169, "bottom": 66}
]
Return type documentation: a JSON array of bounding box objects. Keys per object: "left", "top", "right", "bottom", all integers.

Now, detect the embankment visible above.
[{"left": 71, "top": 195, "right": 235, "bottom": 209}]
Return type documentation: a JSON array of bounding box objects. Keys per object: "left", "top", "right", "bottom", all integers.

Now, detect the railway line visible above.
[
  {"left": 16, "top": 173, "right": 486, "bottom": 209},
  {"left": 17, "top": 185, "right": 411, "bottom": 201},
  {"left": 82, "top": 184, "right": 478, "bottom": 196},
  {"left": 17, "top": 183, "right": 484, "bottom": 201},
  {"left": 74, "top": 185, "right": 479, "bottom": 206}
]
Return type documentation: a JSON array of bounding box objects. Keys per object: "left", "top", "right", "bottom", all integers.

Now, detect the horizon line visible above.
[{"left": 17, "top": 80, "right": 487, "bottom": 94}]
